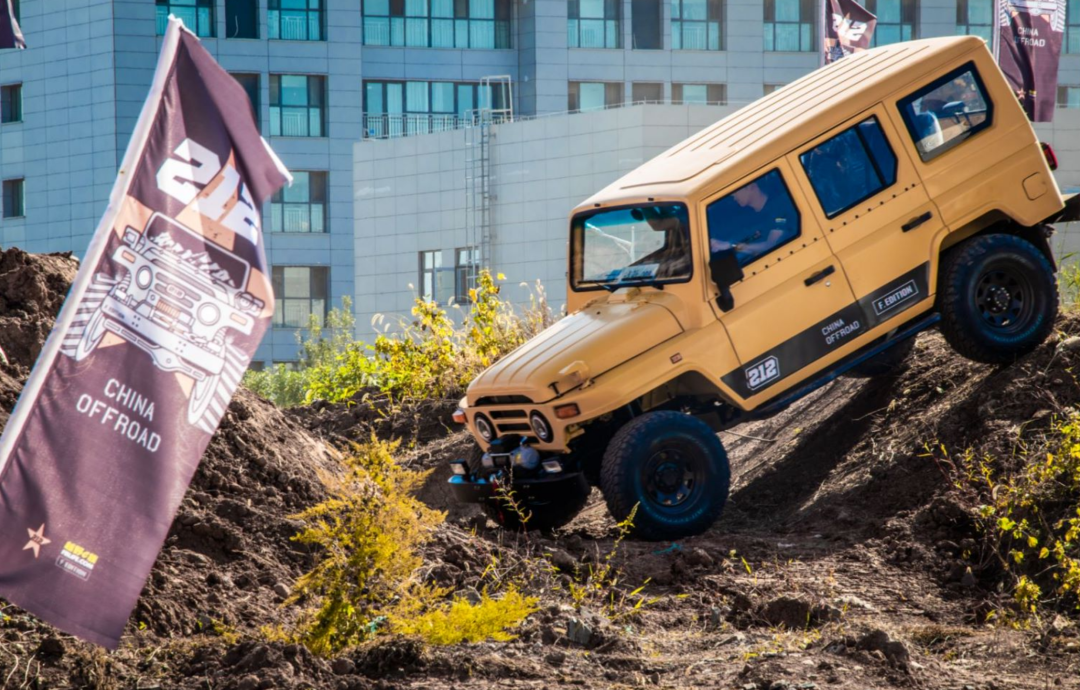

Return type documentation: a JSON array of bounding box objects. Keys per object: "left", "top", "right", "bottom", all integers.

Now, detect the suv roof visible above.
[{"left": 581, "top": 36, "right": 987, "bottom": 208}]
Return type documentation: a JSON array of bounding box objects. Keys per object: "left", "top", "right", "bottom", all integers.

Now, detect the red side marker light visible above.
[
  {"left": 1042, "top": 142, "right": 1058, "bottom": 171},
  {"left": 452, "top": 408, "right": 467, "bottom": 424}
]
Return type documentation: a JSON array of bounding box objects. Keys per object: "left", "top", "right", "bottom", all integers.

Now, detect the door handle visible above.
[
  {"left": 804, "top": 265, "right": 835, "bottom": 287},
  {"left": 902, "top": 211, "right": 933, "bottom": 232}
]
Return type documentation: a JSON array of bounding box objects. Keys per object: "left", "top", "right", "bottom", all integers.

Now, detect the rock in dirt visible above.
[
  {"left": 332, "top": 658, "right": 357, "bottom": 675},
  {"left": 759, "top": 596, "right": 839, "bottom": 629},
  {"left": 857, "top": 629, "right": 910, "bottom": 669}
]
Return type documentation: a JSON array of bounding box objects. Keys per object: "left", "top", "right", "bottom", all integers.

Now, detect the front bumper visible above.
[{"left": 448, "top": 471, "right": 587, "bottom": 504}]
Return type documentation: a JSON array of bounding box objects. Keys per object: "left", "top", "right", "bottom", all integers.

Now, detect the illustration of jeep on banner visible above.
[
  {"left": 64, "top": 213, "right": 262, "bottom": 430},
  {"left": 446, "top": 36, "right": 1080, "bottom": 540}
]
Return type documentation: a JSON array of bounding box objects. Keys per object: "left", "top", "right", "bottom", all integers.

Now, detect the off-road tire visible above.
[
  {"left": 938, "top": 233, "right": 1057, "bottom": 365},
  {"left": 481, "top": 472, "right": 591, "bottom": 532},
  {"left": 846, "top": 336, "right": 916, "bottom": 378},
  {"left": 600, "top": 411, "right": 730, "bottom": 541}
]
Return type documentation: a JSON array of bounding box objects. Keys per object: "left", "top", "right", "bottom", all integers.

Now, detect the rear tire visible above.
[
  {"left": 600, "top": 411, "right": 730, "bottom": 541},
  {"left": 481, "top": 472, "right": 591, "bottom": 532},
  {"left": 938, "top": 234, "right": 1057, "bottom": 365}
]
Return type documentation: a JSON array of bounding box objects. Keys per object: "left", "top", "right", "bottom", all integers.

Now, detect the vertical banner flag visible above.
[
  {"left": 0, "top": 0, "right": 25, "bottom": 49},
  {"left": 0, "top": 17, "right": 289, "bottom": 648},
  {"left": 997, "top": 0, "right": 1067, "bottom": 122},
  {"left": 824, "top": 0, "right": 877, "bottom": 64}
]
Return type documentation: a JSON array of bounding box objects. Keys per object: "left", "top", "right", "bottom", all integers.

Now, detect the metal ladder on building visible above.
[{"left": 464, "top": 75, "right": 514, "bottom": 282}]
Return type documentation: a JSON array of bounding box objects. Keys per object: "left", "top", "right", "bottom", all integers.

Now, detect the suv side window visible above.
[
  {"left": 898, "top": 63, "right": 993, "bottom": 162},
  {"left": 800, "top": 116, "right": 898, "bottom": 218},
  {"left": 706, "top": 169, "right": 800, "bottom": 267}
]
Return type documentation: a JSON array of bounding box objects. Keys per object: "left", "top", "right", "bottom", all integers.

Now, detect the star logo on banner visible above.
[{"left": 23, "top": 524, "right": 51, "bottom": 559}]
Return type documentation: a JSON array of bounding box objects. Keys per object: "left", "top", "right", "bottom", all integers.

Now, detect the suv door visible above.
[
  {"left": 790, "top": 105, "right": 943, "bottom": 333},
  {"left": 704, "top": 161, "right": 859, "bottom": 403}
]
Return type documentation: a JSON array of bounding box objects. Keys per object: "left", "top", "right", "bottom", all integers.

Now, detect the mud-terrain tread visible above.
[
  {"left": 938, "top": 233, "right": 1057, "bottom": 365},
  {"left": 481, "top": 472, "right": 590, "bottom": 532},
  {"left": 600, "top": 411, "right": 730, "bottom": 541}
]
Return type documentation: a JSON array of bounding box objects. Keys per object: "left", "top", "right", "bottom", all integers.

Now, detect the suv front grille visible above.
[{"left": 474, "top": 395, "right": 533, "bottom": 406}]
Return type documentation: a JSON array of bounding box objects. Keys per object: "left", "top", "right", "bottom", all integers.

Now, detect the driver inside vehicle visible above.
[{"left": 707, "top": 170, "right": 798, "bottom": 267}]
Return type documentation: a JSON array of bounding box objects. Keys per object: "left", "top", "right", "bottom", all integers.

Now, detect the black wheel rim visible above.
[
  {"left": 641, "top": 442, "right": 703, "bottom": 509},
  {"left": 974, "top": 265, "right": 1034, "bottom": 333}
]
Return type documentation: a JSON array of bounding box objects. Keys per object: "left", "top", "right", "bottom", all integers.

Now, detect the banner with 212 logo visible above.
[
  {"left": 997, "top": 0, "right": 1067, "bottom": 122},
  {"left": 0, "top": 17, "right": 289, "bottom": 648},
  {"left": 823, "top": 0, "right": 877, "bottom": 64}
]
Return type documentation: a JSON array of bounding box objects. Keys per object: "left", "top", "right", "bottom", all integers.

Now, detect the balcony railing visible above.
[{"left": 362, "top": 112, "right": 512, "bottom": 140}]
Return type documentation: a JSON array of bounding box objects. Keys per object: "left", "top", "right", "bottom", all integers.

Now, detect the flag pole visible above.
[
  {"left": 991, "top": 0, "right": 1001, "bottom": 60},
  {"left": 819, "top": 0, "right": 827, "bottom": 67},
  {"left": 0, "top": 17, "right": 186, "bottom": 476}
]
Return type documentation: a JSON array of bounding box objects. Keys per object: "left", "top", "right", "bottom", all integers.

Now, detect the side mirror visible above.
[{"left": 709, "top": 249, "right": 744, "bottom": 313}]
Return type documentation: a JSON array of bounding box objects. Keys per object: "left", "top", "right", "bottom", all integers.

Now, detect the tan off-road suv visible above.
[{"left": 448, "top": 36, "right": 1080, "bottom": 539}]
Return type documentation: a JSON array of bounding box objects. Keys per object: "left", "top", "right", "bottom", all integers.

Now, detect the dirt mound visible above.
[
  {"left": 290, "top": 389, "right": 460, "bottom": 447},
  {"left": 0, "top": 248, "right": 79, "bottom": 372},
  {"left": 3, "top": 244, "right": 1080, "bottom": 690}
]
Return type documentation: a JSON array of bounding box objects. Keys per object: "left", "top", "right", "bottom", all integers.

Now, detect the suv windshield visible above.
[{"left": 571, "top": 203, "right": 692, "bottom": 291}]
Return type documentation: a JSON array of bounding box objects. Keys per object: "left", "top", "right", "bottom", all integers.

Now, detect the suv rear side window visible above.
[
  {"left": 707, "top": 169, "right": 800, "bottom": 267},
  {"left": 898, "top": 63, "right": 993, "bottom": 162},
  {"left": 800, "top": 116, "right": 898, "bottom": 218}
]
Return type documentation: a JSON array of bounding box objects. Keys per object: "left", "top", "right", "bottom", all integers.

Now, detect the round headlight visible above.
[
  {"left": 136, "top": 266, "right": 153, "bottom": 289},
  {"left": 197, "top": 303, "right": 221, "bottom": 325},
  {"left": 474, "top": 414, "right": 495, "bottom": 442},
  {"left": 530, "top": 412, "right": 553, "bottom": 443}
]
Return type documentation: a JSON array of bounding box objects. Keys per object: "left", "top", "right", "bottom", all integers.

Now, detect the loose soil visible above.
[{"left": 1, "top": 247, "right": 1079, "bottom": 689}]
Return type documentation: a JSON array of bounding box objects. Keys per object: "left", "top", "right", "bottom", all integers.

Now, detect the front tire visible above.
[
  {"left": 938, "top": 234, "right": 1057, "bottom": 364},
  {"left": 600, "top": 411, "right": 731, "bottom": 541},
  {"left": 481, "top": 472, "right": 591, "bottom": 532}
]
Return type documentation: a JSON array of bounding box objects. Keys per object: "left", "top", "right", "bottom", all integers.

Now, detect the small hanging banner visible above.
[
  {"left": 997, "top": 0, "right": 1067, "bottom": 122},
  {"left": 0, "top": 0, "right": 26, "bottom": 49},
  {"left": 824, "top": 0, "right": 877, "bottom": 64},
  {"left": 0, "top": 17, "right": 289, "bottom": 649}
]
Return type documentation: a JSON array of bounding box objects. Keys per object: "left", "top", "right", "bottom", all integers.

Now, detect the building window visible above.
[
  {"left": 272, "top": 266, "right": 329, "bottom": 328},
  {"left": 455, "top": 247, "right": 479, "bottom": 302},
  {"left": 673, "top": 83, "right": 726, "bottom": 105},
  {"left": 270, "top": 75, "right": 326, "bottom": 137},
  {"left": 631, "top": 0, "right": 661, "bottom": 48},
  {"left": 1059, "top": 85, "right": 1080, "bottom": 108},
  {"left": 956, "top": 0, "right": 992, "bottom": 42},
  {"left": 1, "top": 84, "right": 21, "bottom": 123},
  {"left": 764, "top": 0, "right": 814, "bottom": 52},
  {"left": 419, "top": 250, "right": 455, "bottom": 304},
  {"left": 363, "top": 80, "right": 508, "bottom": 137},
  {"left": 231, "top": 73, "right": 261, "bottom": 130},
  {"left": 859, "top": 0, "right": 915, "bottom": 46},
  {"left": 362, "top": 0, "right": 512, "bottom": 49},
  {"left": 3, "top": 178, "right": 24, "bottom": 218},
  {"left": 1068, "top": 0, "right": 1080, "bottom": 54},
  {"left": 226, "top": 0, "right": 259, "bottom": 38},
  {"left": 156, "top": 0, "right": 215, "bottom": 37},
  {"left": 568, "top": 81, "right": 623, "bottom": 112},
  {"left": 632, "top": 82, "right": 663, "bottom": 102},
  {"left": 269, "top": 0, "right": 324, "bottom": 40},
  {"left": 672, "top": 0, "right": 723, "bottom": 50},
  {"left": 763, "top": 83, "right": 785, "bottom": 95},
  {"left": 271, "top": 171, "right": 327, "bottom": 233},
  {"left": 568, "top": 0, "right": 621, "bottom": 48}
]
